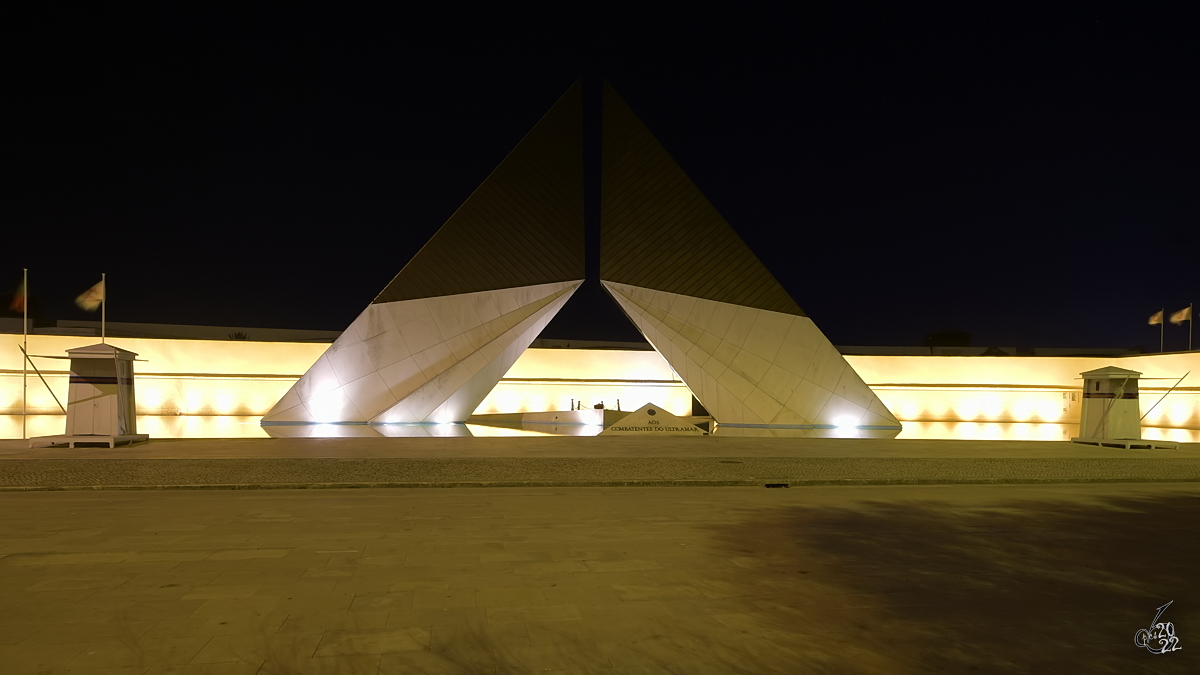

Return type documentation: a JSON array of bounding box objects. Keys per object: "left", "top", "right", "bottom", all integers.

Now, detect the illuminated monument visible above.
[{"left": 263, "top": 82, "right": 900, "bottom": 430}]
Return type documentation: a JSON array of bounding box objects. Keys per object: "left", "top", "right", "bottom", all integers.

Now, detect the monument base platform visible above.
[
  {"left": 1070, "top": 437, "right": 1178, "bottom": 450},
  {"left": 29, "top": 434, "right": 149, "bottom": 449},
  {"left": 468, "top": 409, "right": 629, "bottom": 427}
]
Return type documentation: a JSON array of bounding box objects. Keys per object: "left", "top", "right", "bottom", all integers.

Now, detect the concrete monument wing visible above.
[
  {"left": 600, "top": 84, "right": 801, "bottom": 315},
  {"left": 600, "top": 85, "right": 899, "bottom": 429},
  {"left": 263, "top": 83, "right": 585, "bottom": 426},
  {"left": 375, "top": 82, "right": 585, "bottom": 303}
]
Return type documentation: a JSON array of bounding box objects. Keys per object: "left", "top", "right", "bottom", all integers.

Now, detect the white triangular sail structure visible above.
[
  {"left": 603, "top": 282, "right": 897, "bottom": 427},
  {"left": 264, "top": 281, "right": 579, "bottom": 424}
]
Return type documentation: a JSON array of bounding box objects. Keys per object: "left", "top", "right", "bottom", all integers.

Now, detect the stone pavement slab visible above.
[
  {"left": 0, "top": 437, "right": 1198, "bottom": 491},
  {"left": 3, "top": 436, "right": 1200, "bottom": 459},
  {"left": 0, "top": 484, "right": 1195, "bottom": 673}
]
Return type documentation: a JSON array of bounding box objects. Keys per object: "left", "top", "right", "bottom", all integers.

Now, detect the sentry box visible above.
[
  {"left": 28, "top": 343, "right": 149, "bottom": 449},
  {"left": 1072, "top": 366, "right": 1175, "bottom": 449}
]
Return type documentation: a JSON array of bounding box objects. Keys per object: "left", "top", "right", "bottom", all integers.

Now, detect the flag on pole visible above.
[
  {"left": 1149, "top": 309, "right": 1164, "bottom": 325},
  {"left": 9, "top": 279, "right": 25, "bottom": 312},
  {"left": 1170, "top": 306, "right": 1193, "bottom": 325},
  {"left": 76, "top": 279, "right": 105, "bottom": 311}
]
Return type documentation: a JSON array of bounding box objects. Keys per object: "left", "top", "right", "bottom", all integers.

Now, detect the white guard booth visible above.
[
  {"left": 1071, "top": 366, "right": 1175, "bottom": 449},
  {"left": 29, "top": 343, "right": 149, "bottom": 448}
]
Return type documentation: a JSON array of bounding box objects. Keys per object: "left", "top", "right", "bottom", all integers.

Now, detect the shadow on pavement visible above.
[{"left": 707, "top": 490, "right": 1198, "bottom": 674}]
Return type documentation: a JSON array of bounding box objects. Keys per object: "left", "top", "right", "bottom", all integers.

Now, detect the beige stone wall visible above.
[
  {"left": 1, "top": 334, "right": 322, "bottom": 417},
  {"left": 846, "top": 353, "right": 1200, "bottom": 430},
  {"left": 3, "top": 333, "right": 1198, "bottom": 434}
]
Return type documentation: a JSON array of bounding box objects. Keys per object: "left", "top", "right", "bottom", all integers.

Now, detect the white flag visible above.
[
  {"left": 75, "top": 279, "right": 105, "bottom": 311},
  {"left": 1148, "top": 309, "right": 1164, "bottom": 325},
  {"left": 1170, "top": 305, "right": 1192, "bottom": 325}
]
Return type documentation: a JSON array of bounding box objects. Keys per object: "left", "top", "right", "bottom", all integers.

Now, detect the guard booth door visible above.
[{"left": 68, "top": 358, "right": 121, "bottom": 436}]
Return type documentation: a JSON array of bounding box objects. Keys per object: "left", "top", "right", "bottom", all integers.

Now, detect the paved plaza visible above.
[
  {"left": 1, "top": 437, "right": 1199, "bottom": 491},
  {"left": 0, "top": 480, "right": 1196, "bottom": 674}
]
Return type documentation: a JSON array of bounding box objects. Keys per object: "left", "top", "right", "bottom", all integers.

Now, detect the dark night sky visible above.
[{"left": 4, "top": 5, "right": 1198, "bottom": 351}]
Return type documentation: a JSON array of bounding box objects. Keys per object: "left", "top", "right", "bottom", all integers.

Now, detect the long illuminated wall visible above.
[
  {"left": 3, "top": 334, "right": 1198, "bottom": 438},
  {"left": 1, "top": 335, "right": 325, "bottom": 418},
  {"left": 847, "top": 353, "right": 1200, "bottom": 430}
]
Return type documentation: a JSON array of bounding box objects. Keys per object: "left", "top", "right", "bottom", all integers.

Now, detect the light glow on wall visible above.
[
  {"left": 897, "top": 421, "right": 1076, "bottom": 441},
  {"left": 1, "top": 334, "right": 321, "bottom": 419},
  {"left": 1144, "top": 426, "right": 1200, "bottom": 443},
  {"left": 873, "top": 386, "right": 1074, "bottom": 425}
]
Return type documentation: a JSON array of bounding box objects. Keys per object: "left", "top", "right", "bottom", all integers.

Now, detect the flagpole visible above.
[
  {"left": 1191, "top": 302, "right": 1194, "bottom": 352},
  {"left": 101, "top": 272, "right": 106, "bottom": 344},
  {"left": 22, "top": 268, "right": 27, "bottom": 441},
  {"left": 1160, "top": 307, "right": 1164, "bottom": 353}
]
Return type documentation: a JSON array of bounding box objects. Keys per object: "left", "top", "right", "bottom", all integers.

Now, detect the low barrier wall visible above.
[{"left": 3, "top": 334, "right": 1198, "bottom": 438}]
